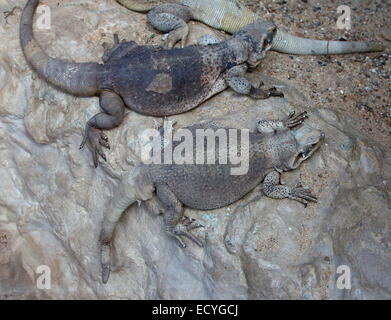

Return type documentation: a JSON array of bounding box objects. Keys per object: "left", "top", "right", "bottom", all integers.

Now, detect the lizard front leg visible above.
[
  {"left": 225, "top": 64, "right": 284, "bottom": 99},
  {"left": 102, "top": 33, "right": 138, "bottom": 63},
  {"left": 156, "top": 184, "right": 204, "bottom": 248},
  {"left": 147, "top": 4, "right": 191, "bottom": 48},
  {"left": 262, "top": 170, "right": 317, "bottom": 207},
  {"left": 256, "top": 111, "right": 308, "bottom": 134},
  {"left": 80, "top": 90, "right": 125, "bottom": 168}
]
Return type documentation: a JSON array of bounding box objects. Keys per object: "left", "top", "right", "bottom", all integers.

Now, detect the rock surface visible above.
[{"left": 0, "top": 0, "right": 390, "bottom": 299}]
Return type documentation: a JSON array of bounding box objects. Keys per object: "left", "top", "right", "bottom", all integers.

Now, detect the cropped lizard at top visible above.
[
  {"left": 117, "top": 0, "right": 385, "bottom": 53},
  {"left": 99, "top": 111, "right": 324, "bottom": 283},
  {"left": 20, "top": 0, "right": 285, "bottom": 168}
]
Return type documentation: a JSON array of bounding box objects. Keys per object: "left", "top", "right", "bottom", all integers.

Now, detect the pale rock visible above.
[{"left": 0, "top": 0, "right": 390, "bottom": 299}]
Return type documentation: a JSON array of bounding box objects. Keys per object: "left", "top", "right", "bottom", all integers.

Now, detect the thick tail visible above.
[
  {"left": 272, "top": 30, "right": 384, "bottom": 55},
  {"left": 116, "top": 0, "right": 170, "bottom": 12},
  {"left": 20, "top": 0, "right": 101, "bottom": 96},
  {"left": 184, "top": 0, "right": 385, "bottom": 55},
  {"left": 100, "top": 166, "right": 155, "bottom": 283}
]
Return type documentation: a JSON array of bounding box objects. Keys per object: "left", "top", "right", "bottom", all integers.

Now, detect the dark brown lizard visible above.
[{"left": 20, "top": 0, "right": 284, "bottom": 168}]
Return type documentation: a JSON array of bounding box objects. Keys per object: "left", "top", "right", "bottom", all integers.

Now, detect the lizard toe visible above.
[
  {"left": 99, "top": 133, "right": 110, "bottom": 150},
  {"left": 80, "top": 125, "right": 110, "bottom": 168},
  {"left": 268, "top": 87, "right": 284, "bottom": 98},
  {"left": 172, "top": 218, "right": 204, "bottom": 248},
  {"left": 101, "top": 264, "right": 111, "bottom": 284},
  {"left": 291, "top": 187, "right": 318, "bottom": 204}
]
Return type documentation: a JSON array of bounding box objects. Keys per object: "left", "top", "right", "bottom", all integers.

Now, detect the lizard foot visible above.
[
  {"left": 265, "top": 86, "right": 285, "bottom": 98},
  {"left": 80, "top": 125, "right": 110, "bottom": 168},
  {"left": 284, "top": 111, "right": 308, "bottom": 128},
  {"left": 170, "top": 216, "right": 204, "bottom": 248},
  {"left": 162, "top": 24, "right": 189, "bottom": 48},
  {"left": 288, "top": 185, "right": 317, "bottom": 207},
  {"left": 250, "top": 86, "right": 284, "bottom": 99}
]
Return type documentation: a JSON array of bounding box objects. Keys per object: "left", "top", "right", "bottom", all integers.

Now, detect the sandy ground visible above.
[{"left": 243, "top": 0, "right": 390, "bottom": 147}]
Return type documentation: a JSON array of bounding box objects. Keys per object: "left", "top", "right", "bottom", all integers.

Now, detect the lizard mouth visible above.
[
  {"left": 262, "top": 28, "right": 275, "bottom": 52},
  {"left": 291, "top": 133, "right": 324, "bottom": 169},
  {"left": 262, "top": 40, "right": 272, "bottom": 52},
  {"left": 249, "top": 31, "right": 275, "bottom": 66}
]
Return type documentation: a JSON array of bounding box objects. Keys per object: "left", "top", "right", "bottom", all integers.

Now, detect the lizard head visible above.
[
  {"left": 267, "top": 125, "right": 324, "bottom": 171},
  {"left": 285, "top": 126, "right": 325, "bottom": 170},
  {"left": 233, "top": 19, "right": 277, "bottom": 68}
]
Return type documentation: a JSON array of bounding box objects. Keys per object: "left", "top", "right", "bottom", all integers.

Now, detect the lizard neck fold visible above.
[{"left": 221, "top": 37, "right": 250, "bottom": 66}]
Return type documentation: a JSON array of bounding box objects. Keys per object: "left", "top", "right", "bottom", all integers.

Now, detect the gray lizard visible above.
[
  {"left": 117, "top": 0, "right": 384, "bottom": 54},
  {"left": 20, "top": 0, "right": 284, "bottom": 168},
  {"left": 100, "top": 111, "right": 324, "bottom": 283}
]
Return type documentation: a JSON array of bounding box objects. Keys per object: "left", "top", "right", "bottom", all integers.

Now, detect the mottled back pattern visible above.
[
  {"left": 147, "top": 124, "right": 297, "bottom": 209},
  {"left": 100, "top": 43, "right": 239, "bottom": 116}
]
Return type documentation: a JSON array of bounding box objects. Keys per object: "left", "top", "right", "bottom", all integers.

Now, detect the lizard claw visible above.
[
  {"left": 80, "top": 125, "right": 111, "bottom": 168},
  {"left": 101, "top": 263, "right": 110, "bottom": 284},
  {"left": 267, "top": 87, "right": 284, "bottom": 98},
  {"left": 162, "top": 25, "right": 189, "bottom": 48},
  {"left": 250, "top": 86, "right": 284, "bottom": 99},
  {"left": 257, "top": 81, "right": 284, "bottom": 98},
  {"left": 113, "top": 33, "right": 120, "bottom": 45},
  {"left": 182, "top": 216, "right": 204, "bottom": 231},
  {"left": 101, "top": 241, "right": 111, "bottom": 284},
  {"left": 162, "top": 34, "right": 178, "bottom": 49},
  {"left": 288, "top": 186, "right": 317, "bottom": 207},
  {"left": 99, "top": 133, "right": 110, "bottom": 149},
  {"left": 171, "top": 217, "right": 204, "bottom": 248},
  {"left": 285, "top": 111, "right": 308, "bottom": 128}
]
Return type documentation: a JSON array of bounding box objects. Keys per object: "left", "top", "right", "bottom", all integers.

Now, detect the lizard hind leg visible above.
[
  {"left": 147, "top": 4, "right": 192, "bottom": 48},
  {"left": 80, "top": 90, "right": 126, "bottom": 168},
  {"left": 156, "top": 184, "right": 204, "bottom": 248}
]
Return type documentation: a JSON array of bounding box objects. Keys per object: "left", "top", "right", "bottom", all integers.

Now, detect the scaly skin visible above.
[
  {"left": 20, "top": 0, "right": 283, "bottom": 168},
  {"left": 117, "top": 0, "right": 384, "bottom": 54},
  {"left": 117, "top": 0, "right": 173, "bottom": 12},
  {"left": 99, "top": 111, "right": 324, "bottom": 283}
]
